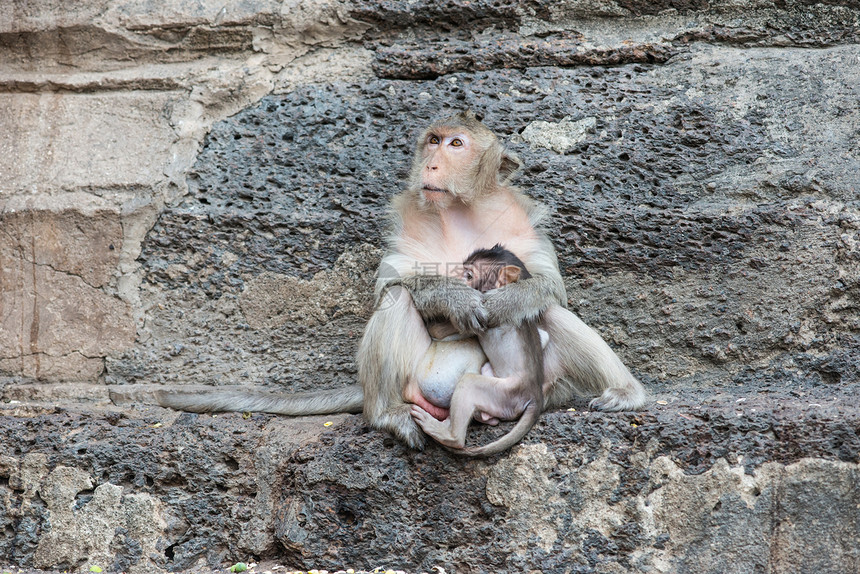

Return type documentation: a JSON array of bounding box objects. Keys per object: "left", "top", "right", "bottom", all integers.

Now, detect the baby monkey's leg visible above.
[{"left": 411, "top": 373, "right": 510, "bottom": 449}]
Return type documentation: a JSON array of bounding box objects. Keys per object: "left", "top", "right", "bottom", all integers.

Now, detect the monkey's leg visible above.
[
  {"left": 541, "top": 304, "right": 647, "bottom": 411},
  {"left": 358, "top": 285, "right": 433, "bottom": 449},
  {"left": 427, "top": 321, "right": 459, "bottom": 340},
  {"left": 411, "top": 373, "right": 513, "bottom": 449},
  {"left": 474, "top": 362, "right": 501, "bottom": 425}
]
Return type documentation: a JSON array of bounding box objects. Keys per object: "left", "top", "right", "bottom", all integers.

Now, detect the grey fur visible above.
[
  {"left": 397, "top": 275, "right": 488, "bottom": 333},
  {"left": 482, "top": 272, "right": 567, "bottom": 327},
  {"left": 157, "top": 385, "right": 363, "bottom": 415}
]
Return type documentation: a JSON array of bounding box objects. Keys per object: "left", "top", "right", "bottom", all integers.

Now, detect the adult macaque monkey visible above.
[
  {"left": 155, "top": 111, "right": 646, "bottom": 450},
  {"left": 359, "top": 110, "right": 645, "bottom": 449},
  {"left": 412, "top": 245, "right": 545, "bottom": 456}
]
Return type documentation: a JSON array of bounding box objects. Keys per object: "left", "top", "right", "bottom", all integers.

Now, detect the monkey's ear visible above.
[
  {"left": 461, "top": 109, "right": 479, "bottom": 121},
  {"left": 498, "top": 265, "right": 522, "bottom": 287},
  {"left": 499, "top": 151, "right": 523, "bottom": 184}
]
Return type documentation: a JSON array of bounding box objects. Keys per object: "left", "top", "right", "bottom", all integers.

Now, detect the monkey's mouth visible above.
[{"left": 423, "top": 186, "right": 448, "bottom": 195}]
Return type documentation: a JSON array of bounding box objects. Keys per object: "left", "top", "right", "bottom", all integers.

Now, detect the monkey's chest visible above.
[
  {"left": 406, "top": 227, "right": 534, "bottom": 273},
  {"left": 400, "top": 197, "right": 536, "bottom": 270}
]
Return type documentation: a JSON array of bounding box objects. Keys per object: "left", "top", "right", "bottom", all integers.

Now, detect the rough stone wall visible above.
[{"left": 1, "top": 1, "right": 859, "bottom": 573}]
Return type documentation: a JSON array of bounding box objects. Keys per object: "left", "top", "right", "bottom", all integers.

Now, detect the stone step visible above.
[{"left": 0, "top": 392, "right": 857, "bottom": 573}]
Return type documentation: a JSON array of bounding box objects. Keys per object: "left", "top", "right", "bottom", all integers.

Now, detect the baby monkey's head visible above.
[{"left": 463, "top": 244, "right": 532, "bottom": 293}]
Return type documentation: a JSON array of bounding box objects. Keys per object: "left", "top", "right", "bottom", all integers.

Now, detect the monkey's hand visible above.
[
  {"left": 397, "top": 275, "right": 487, "bottom": 334},
  {"left": 483, "top": 273, "right": 565, "bottom": 327}
]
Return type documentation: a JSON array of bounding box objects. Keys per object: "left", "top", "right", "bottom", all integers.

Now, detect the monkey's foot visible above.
[
  {"left": 474, "top": 411, "right": 500, "bottom": 426},
  {"left": 590, "top": 386, "right": 648, "bottom": 412},
  {"left": 410, "top": 406, "right": 464, "bottom": 449},
  {"left": 408, "top": 394, "right": 450, "bottom": 421},
  {"left": 374, "top": 405, "right": 427, "bottom": 450}
]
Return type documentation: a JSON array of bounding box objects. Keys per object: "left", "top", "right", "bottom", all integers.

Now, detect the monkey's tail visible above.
[
  {"left": 156, "top": 384, "right": 364, "bottom": 415},
  {"left": 456, "top": 399, "right": 542, "bottom": 457}
]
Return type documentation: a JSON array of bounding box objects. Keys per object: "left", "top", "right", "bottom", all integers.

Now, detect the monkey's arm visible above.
[
  {"left": 373, "top": 251, "right": 486, "bottom": 332},
  {"left": 394, "top": 274, "right": 488, "bottom": 333},
  {"left": 483, "top": 272, "right": 566, "bottom": 326},
  {"left": 484, "top": 239, "right": 567, "bottom": 326}
]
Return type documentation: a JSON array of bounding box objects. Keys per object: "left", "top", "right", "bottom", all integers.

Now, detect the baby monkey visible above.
[{"left": 411, "top": 244, "right": 545, "bottom": 456}]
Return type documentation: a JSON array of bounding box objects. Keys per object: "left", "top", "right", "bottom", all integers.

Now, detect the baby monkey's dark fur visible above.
[{"left": 463, "top": 244, "right": 532, "bottom": 290}]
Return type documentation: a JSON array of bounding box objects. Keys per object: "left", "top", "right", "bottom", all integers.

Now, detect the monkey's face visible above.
[
  {"left": 408, "top": 112, "right": 514, "bottom": 209},
  {"left": 463, "top": 257, "right": 523, "bottom": 293},
  {"left": 463, "top": 261, "right": 501, "bottom": 293},
  {"left": 415, "top": 128, "right": 481, "bottom": 208}
]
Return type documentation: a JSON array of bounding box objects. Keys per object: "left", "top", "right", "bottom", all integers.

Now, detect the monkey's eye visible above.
[
  {"left": 450, "top": 138, "right": 463, "bottom": 147},
  {"left": 428, "top": 135, "right": 440, "bottom": 145},
  {"left": 464, "top": 270, "right": 474, "bottom": 281}
]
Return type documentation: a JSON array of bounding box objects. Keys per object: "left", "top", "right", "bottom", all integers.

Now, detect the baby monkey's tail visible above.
[{"left": 457, "top": 399, "right": 542, "bottom": 457}]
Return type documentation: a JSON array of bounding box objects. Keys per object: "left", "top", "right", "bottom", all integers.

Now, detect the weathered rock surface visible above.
[
  {"left": 1, "top": 0, "right": 859, "bottom": 572},
  {"left": 116, "top": 42, "right": 860, "bottom": 397},
  {"left": 0, "top": 395, "right": 858, "bottom": 573},
  {"left": 0, "top": 197, "right": 136, "bottom": 381}
]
